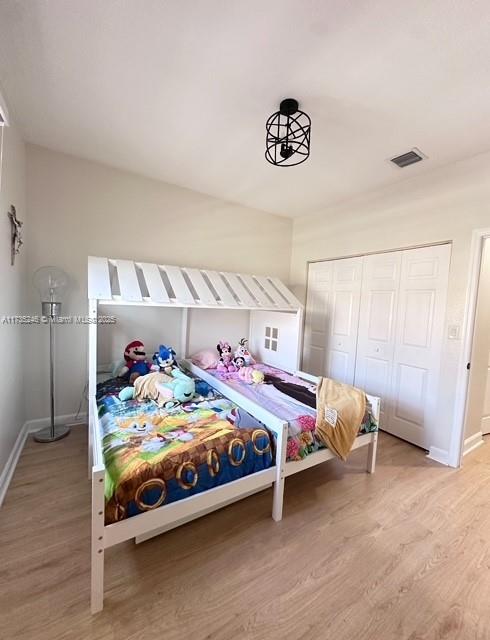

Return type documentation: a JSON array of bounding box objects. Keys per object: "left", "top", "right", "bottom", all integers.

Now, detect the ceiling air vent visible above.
[{"left": 390, "top": 148, "right": 426, "bottom": 168}]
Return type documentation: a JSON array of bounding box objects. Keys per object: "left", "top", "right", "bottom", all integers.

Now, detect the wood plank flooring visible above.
[{"left": 1, "top": 427, "right": 490, "bottom": 640}]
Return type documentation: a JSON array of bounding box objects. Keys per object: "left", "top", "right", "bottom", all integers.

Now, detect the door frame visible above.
[{"left": 450, "top": 228, "right": 490, "bottom": 467}]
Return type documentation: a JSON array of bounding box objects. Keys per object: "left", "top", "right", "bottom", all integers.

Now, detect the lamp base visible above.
[{"left": 33, "top": 425, "right": 71, "bottom": 443}]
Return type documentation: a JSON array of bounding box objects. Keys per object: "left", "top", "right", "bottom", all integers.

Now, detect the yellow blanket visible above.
[{"left": 315, "top": 377, "right": 366, "bottom": 461}]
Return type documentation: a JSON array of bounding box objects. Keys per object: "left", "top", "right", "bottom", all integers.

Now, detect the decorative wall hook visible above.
[{"left": 7, "top": 205, "right": 23, "bottom": 266}]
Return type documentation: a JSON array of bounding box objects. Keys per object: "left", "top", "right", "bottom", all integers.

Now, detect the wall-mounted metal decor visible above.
[
  {"left": 7, "top": 205, "right": 23, "bottom": 265},
  {"left": 265, "top": 98, "right": 311, "bottom": 166}
]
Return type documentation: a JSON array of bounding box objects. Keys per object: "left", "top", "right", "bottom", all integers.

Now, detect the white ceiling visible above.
[{"left": 1, "top": 1, "right": 490, "bottom": 218}]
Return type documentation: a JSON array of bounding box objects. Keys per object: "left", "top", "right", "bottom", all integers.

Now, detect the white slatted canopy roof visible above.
[{"left": 88, "top": 256, "right": 302, "bottom": 312}]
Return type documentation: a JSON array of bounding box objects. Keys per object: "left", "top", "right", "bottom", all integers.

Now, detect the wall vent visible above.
[{"left": 390, "top": 148, "right": 425, "bottom": 168}]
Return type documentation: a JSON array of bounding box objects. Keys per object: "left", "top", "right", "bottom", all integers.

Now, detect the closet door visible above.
[
  {"left": 303, "top": 261, "right": 333, "bottom": 376},
  {"left": 328, "top": 258, "right": 363, "bottom": 384},
  {"left": 388, "top": 244, "right": 451, "bottom": 448},
  {"left": 303, "top": 257, "right": 363, "bottom": 384},
  {"left": 354, "top": 251, "right": 402, "bottom": 427}
]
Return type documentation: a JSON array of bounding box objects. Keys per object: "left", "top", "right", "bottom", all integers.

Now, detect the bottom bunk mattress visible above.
[
  {"left": 193, "top": 363, "right": 378, "bottom": 462},
  {"left": 96, "top": 377, "right": 273, "bottom": 524}
]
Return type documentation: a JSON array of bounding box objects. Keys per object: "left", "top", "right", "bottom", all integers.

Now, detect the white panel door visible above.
[
  {"left": 327, "top": 257, "right": 363, "bottom": 384},
  {"left": 354, "top": 251, "right": 402, "bottom": 427},
  {"left": 303, "top": 261, "right": 333, "bottom": 376},
  {"left": 303, "top": 257, "right": 363, "bottom": 383},
  {"left": 388, "top": 244, "right": 451, "bottom": 448}
]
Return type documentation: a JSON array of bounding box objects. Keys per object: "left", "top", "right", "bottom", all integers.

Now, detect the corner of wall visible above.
[{"left": 0, "top": 110, "right": 28, "bottom": 502}]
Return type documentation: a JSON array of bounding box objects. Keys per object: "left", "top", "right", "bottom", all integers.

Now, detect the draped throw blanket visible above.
[{"left": 315, "top": 377, "right": 367, "bottom": 461}]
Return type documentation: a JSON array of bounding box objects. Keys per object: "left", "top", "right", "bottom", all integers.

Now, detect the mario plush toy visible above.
[{"left": 119, "top": 340, "right": 152, "bottom": 383}]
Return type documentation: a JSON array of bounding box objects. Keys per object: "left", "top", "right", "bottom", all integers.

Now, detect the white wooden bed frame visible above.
[{"left": 87, "top": 256, "right": 379, "bottom": 613}]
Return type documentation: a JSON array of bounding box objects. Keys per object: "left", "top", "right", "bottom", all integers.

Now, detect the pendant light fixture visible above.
[{"left": 265, "top": 98, "right": 311, "bottom": 166}]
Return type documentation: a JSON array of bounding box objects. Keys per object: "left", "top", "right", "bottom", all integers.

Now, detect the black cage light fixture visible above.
[{"left": 265, "top": 98, "right": 311, "bottom": 166}]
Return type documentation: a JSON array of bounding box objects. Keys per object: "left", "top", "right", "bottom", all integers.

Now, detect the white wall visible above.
[
  {"left": 290, "top": 150, "right": 490, "bottom": 458},
  {"left": 26, "top": 145, "right": 292, "bottom": 420},
  {"left": 466, "top": 238, "right": 490, "bottom": 437},
  {"left": 0, "top": 120, "right": 26, "bottom": 475}
]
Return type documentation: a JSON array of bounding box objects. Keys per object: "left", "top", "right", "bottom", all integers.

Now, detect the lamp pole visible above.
[{"left": 33, "top": 300, "right": 70, "bottom": 443}]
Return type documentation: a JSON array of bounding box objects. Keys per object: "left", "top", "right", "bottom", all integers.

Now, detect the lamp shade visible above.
[{"left": 33, "top": 266, "right": 69, "bottom": 303}]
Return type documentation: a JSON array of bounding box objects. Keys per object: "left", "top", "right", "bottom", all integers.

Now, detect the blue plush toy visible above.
[
  {"left": 194, "top": 379, "right": 213, "bottom": 398},
  {"left": 153, "top": 344, "right": 177, "bottom": 374},
  {"left": 155, "top": 368, "right": 195, "bottom": 408}
]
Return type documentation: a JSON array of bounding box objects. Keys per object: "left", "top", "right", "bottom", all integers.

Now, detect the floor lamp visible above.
[{"left": 33, "top": 266, "right": 71, "bottom": 443}]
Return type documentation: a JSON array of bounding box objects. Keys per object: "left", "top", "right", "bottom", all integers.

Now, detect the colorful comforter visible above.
[
  {"left": 96, "top": 377, "right": 273, "bottom": 524},
  {"left": 202, "top": 364, "right": 378, "bottom": 462}
]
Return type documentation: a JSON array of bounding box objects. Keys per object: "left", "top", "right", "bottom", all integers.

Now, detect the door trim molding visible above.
[
  {"left": 450, "top": 228, "right": 490, "bottom": 468},
  {"left": 306, "top": 240, "right": 452, "bottom": 266},
  {"left": 427, "top": 446, "right": 449, "bottom": 466}
]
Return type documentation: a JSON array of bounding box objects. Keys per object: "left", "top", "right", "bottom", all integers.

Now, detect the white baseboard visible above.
[
  {"left": 25, "top": 412, "right": 87, "bottom": 433},
  {"left": 462, "top": 431, "right": 484, "bottom": 456},
  {"left": 482, "top": 416, "right": 490, "bottom": 436},
  {"left": 0, "top": 412, "right": 87, "bottom": 508},
  {"left": 427, "top": 446, "right": 449, "bottom": 466},
  {"left": 0, "top": 422, "right": 29, "bottom": 508}
]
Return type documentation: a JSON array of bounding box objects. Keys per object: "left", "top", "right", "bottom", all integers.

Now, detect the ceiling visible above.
[{"left": 1, "top": 1, "right": 490, "bottom": 218}]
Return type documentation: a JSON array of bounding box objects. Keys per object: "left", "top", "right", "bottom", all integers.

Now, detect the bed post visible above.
[
  {"left": 295, "top": 308, "right": 304, "bottom": 371},
  {"left": 180, "top": 307, "right": 190, "bottom": 358},
  {"left": 272, "top": 421, "right": 288, "bottom": 521},
  {"left": 367, "top": 397, "right": 380, "bottom": 474},
  {"left": 88, "top": 299, "right": 97, "bottom": 479},
  {"left": 367, "top": 432, "right": 378, "bottom": 474},
  {"left": 91, "top": 464, "right": 105, "bottom": 614},
  {"left": 88, "top": 296, "right": 105, "bottom": 613}
]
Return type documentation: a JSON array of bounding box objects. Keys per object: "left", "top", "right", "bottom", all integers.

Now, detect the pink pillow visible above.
[{"left": 191, "top": 349, "right": 218, "bottom": 370}]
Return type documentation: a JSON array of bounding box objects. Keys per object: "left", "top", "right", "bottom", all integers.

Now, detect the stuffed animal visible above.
[
  {"left": 119, "top": 369, "right": 196, "bottom": 408},
  {"left": 152, "top": 344, "right": 177, "bottom": 374},
  {"left": 155, "top": 368, "right": 196, "bottom": 408},
  {"left": 238, "top": 366, "right": 264, "bottom": 384},
  {"left": 118, "top": 340, "right": 152, "bottom": 383},
  {"left": 216, "top": 341, "right": 237, "bottom": 372},
  {"left": 233, "top": 355, "right": 246, "bottom": 369},
  {"left": 234, "top": 338, "right": 254, "bottom": 368},
  {"left": 194, "top": 379, "right": 214, "bottom": 398}
]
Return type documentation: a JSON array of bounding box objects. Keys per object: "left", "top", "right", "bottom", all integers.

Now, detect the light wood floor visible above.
[{"left": 1, "top": 428, "right": 490, "bottom": 640}]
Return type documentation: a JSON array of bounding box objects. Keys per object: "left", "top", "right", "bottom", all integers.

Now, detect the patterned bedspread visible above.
[
  {"left": 96, "top": 377, "right": 273, "bottom": 524},
  {"left": 201, "top": 364, "right": 378, "bottom": 462}
]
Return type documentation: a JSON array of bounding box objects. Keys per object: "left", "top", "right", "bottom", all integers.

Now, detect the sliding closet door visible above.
[
  {"left": 354, "top": 251, "right": 402, "bottom": 427},
  {"left": 388, "top": 244, "right": 451, "bottom": 448},
  {"left": 303, "top": 257, "right": 363, "bottom": 384}
]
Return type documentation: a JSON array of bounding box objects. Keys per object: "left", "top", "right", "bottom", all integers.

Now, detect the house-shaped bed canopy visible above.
[
  {"left": 88, "top": 256, "right": 304, "bottom": 388},
  {"left": 87, "top": 256, "right": 302, "bottom": 311}
]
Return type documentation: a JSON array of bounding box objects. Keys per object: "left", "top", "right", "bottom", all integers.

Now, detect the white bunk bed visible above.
[{"left": 87, "top": 256, "right": 379, "bottom": 613}]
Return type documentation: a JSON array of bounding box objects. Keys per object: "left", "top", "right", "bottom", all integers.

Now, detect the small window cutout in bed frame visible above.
[{"left": 264, "top": 326, "right": 279, "bottom": 352}]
